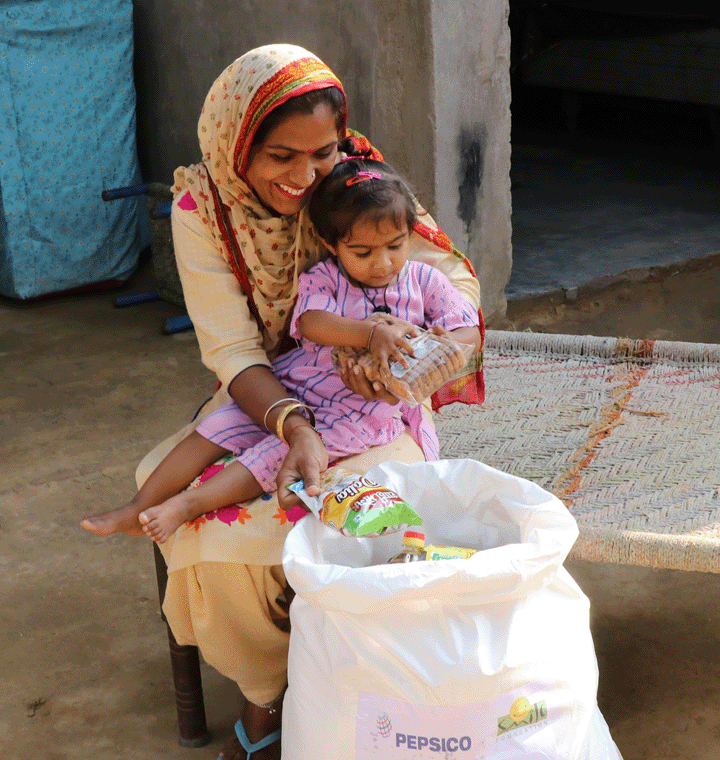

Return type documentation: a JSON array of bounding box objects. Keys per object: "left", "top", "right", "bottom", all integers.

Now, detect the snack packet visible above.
[
  {"left": 424, "top": 544, "right": 478, "bottom": 560},
  {"left": 286, "top": 468, "right": 422, "bottom": 537},
  {"left": 332, "top": 329, "right": 473, "bottom": 407}
]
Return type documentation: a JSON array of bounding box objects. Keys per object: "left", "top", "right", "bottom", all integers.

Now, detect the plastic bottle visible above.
[{"left": 387, "top": 530, "right": 426, "bottom": 563}]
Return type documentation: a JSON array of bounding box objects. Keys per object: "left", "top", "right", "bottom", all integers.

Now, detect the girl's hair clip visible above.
[
  {"left": 340, "top": 155, "right": 361, "bottom": 162},
  {"left": 346, "top": 171, "right": 382, "bottom": 186}
]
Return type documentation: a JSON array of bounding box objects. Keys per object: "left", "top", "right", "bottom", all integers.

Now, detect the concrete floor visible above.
[
  {"left": 508, "top": 84, "right": 720, "bottom": 301},
  {"left": 3, "top": 255, "right": 720, "bottom": 759},
  {"left": 509, "top": 139, "right": 720, "bottom": 299}
]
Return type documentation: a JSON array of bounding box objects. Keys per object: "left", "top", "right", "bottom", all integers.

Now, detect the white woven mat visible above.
[{"left": 435, "top": 330, "right": 720, "bottom": 573}]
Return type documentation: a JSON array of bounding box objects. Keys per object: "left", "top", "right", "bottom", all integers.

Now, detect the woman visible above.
[{"left": 88, "top": 44, "right": 482, "bottom": 759}]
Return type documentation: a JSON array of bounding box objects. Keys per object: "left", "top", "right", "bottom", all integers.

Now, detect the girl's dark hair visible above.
[
  {"left": 251, "top": 86, "right": 346, "bottom": 147},
  {"left": 308, "top": 158, "right": 417, "bottom": 247}
]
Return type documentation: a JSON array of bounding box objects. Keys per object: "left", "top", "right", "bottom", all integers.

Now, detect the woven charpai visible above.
[{"left": 435, "top": 330, "right": 720, "bottom": 573}]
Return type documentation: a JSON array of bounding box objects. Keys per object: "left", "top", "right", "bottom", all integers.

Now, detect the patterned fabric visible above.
[
  {"left": 345, "top": 127, "right": 384, "bottom": 162},
  {"left": 0, "top": 0, "right": 146, "bottom": 298},
  {"left": 291, "top": 257, "right": 483, "bottom": 423}
]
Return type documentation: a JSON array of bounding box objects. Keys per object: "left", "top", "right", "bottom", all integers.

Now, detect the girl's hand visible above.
[
  {"left": 367, "top": 321, "right": 420, "bottom": 382},
  {"left": 368, "top": 312, "right": 417, "bottom": 335},
  {"left": 276, "top": 424, "right": 328, "bottom": 510}
]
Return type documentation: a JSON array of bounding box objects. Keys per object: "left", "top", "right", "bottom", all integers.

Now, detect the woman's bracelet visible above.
[
  {"left": 275, "top": 402, "right": 317, "bottom": 445},
  {"left": 263, "top": 397, "right": 299, "bottom": 431}
]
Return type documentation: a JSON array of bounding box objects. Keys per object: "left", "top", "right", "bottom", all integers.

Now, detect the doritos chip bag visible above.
[{"left": 287, "top": 468, "right": 422, "bottom": 537}]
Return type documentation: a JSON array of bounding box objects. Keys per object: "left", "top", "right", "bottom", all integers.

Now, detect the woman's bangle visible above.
[
  {"left": 275, "top": 402, "right": 317, "bottom": 444},
  {"left": 263, "top": 397, "right": 299, "bottom": 431}
]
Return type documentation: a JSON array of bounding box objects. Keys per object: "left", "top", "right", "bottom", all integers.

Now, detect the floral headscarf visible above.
[{"left": 173, "top": 44, "right": 347, "bottom": 354}]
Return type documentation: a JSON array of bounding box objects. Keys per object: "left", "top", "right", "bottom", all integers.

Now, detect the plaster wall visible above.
[
  {"left": 131, "top": 0, "right": 511, "bottom": 323},
  {"left": 132, "top": 0, "right": 376, "bottom": 182},
  {"left": 370, "top": 0, "right": 512, "bottom": 323},
  {"left": 431, "top": 0, "right": 512, "bottom": 324}
]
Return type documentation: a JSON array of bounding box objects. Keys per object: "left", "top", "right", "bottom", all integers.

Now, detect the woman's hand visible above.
[
  {"left": 228, "top": 368, "right": 330, "bottom": 508},
  {"left": 427, "top": 323, "right": 452, "bottom": 339},
  {"left": 340, "top": 358, "right": 399, "bottom": 404},
  {"left": 441, "top": 323, "right": 484, "bottom": 353},
  {"left": 276, "top": 424, "right": 328, "bottom": 510}
]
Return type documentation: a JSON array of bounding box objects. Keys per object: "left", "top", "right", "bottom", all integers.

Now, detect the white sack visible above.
[{"left": 282, "top": 459, "right": 622, "bottom": 759}]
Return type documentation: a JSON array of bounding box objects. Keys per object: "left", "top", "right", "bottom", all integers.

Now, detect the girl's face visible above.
[
  {"left": 330, "top": 216, "right": 410, "bottom": 289},
  {"left": 245, "top": 102, "right": 342, "bottom": 216}
]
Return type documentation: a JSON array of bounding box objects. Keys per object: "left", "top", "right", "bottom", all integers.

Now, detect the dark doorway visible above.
[{"left": 508, "top": 2, "right": 720, "bottom": 299}]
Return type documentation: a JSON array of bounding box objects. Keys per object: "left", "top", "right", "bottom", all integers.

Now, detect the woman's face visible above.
[{"left": 245, "top": 102, "right": 342, "bottom": 216}]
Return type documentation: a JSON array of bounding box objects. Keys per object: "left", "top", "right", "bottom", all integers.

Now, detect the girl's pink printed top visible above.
[{"left": 279, "top": 257, "right": 480, "bottom": 460}]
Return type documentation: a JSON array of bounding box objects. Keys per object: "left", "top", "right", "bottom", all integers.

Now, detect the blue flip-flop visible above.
[{"left": 220, "top": 718, "right": 281, "bottom": 760}]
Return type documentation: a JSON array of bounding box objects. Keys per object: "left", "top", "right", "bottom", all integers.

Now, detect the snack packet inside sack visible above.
[
  {"left": 287, "top": 468, "right": 422, "bottom": 537},
  {"left": 424, "top": 544, "right": 478, "bottom": 560}
]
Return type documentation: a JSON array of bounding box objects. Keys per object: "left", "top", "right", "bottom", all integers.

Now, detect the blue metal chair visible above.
[{"left": 102, "top": 183, "right": 193, "bottom": 334}]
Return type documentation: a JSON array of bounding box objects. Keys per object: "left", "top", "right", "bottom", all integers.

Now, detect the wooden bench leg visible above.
[{"left": 153, "top": 543, "right": 211, "bottom": 747}]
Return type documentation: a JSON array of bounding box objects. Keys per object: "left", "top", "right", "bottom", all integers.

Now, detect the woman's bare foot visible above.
[
  {"left": 138, "top": 493, "right": 201, "bottom": 543},
  {"left": 219, "top": 695, "right": 284, "bottom": 760},
  {"left": 80, "top": 504, "right": 144, "bottom": 537}
]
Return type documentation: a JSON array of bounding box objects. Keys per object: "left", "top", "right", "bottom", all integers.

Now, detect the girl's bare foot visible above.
[
  {"left": 138, "top": 493, "right": 200, "bottom": 543},
  {"left": 80, "top": 504, "right": 144, "bottom": 537}
]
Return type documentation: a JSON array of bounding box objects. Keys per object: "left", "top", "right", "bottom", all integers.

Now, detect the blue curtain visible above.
[{"left": 0, "top": 0, "right": 148, "bottom": 298}]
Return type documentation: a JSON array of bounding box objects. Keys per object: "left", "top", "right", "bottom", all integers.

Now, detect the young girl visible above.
[{"left": 83, "top": 158, "right": 483, "bottom": 543}]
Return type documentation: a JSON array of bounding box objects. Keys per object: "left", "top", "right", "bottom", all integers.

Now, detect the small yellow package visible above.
[{"left": 424, "top": 544, "right": 478, "bottom": 560}]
